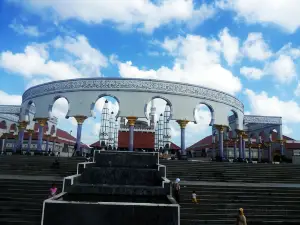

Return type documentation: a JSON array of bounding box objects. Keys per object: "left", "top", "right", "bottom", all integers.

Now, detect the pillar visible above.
[
  {"left": 268, "top": 142, "right": 272, "bottom": 163},
  {"left": 45, "top": 135, "right": 50, "bottom": 152},
  {"left": 27, "top": 130, "right": 34, "bottom": 152},
  {"left": 248, "top": 143, "right": 252, "bottom": 161},
  {"left": 127, "top": 116, "right": 137, "bottom": 152},
  {"left": 279, "top": 140, "right": 285, "bottom": 156},
  {"left": 212, "top": 134, "right": 216, "bottom": 159},
  {"left": 242, "top": 139, "right": 246, "bottom": 159},
  {"left": 52, "top": 137, "right": 56, "bottom": 153},
  {"left": 176, "top": 120, "right": 189, "bottom": 157},
  {"left": 215, "top": 125, "right": 225, "bottom": 160},
  {"left": 236, "top": 130, "right": 244, "bottom": 160},
  {"left": 13, "top": 134, "right": 18, "bottom": 152},
  {"left": 17, "top": 121, "right": 28, "bottom": 150},
  {"left": 36, "top": 118, "right": 48, "bottom": 152},
  {"left": 1, "top": 133, "right": 7, "bottom": 153},
  {"left": 233, "top": 139, "right": 237, "bottom": 159},
  {"left": 258, "top": 144, "right": 261, "bottom": 162},
  {"left": 74, "top": 116, "right": 87, "bottom": 154}
]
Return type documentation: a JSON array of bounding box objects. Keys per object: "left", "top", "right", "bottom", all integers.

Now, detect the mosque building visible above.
[{"left": 91, "top": 99, "right": 180, "bottom": 151}]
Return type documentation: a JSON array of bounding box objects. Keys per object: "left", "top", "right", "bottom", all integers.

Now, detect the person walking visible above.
[
  {"left": 236, "top": 208, "right": 247, "bottom": 225},
  {"left": 173, "top": 178, "right": 181, "bottom": 204}
]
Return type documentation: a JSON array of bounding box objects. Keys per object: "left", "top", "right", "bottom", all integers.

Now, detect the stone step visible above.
[{"left": 180, "top": 218, "right": 300, "bottom": 225}]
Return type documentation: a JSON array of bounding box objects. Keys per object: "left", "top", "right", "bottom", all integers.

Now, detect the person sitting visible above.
[{"left": 48, "top": 183, "right": 58, "bottom": 198}]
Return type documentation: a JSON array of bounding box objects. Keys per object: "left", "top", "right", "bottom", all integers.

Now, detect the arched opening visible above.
[
  {"left": 188, "top": 103, "right": 213, "bottom": 158},
  {"left": 269, "top": 128, "right": 278, "bottom": 141},
  {"left": 50, "top": 125, "right": 56, "bottom": 136},
  {"left": 51, "top": 97, "right": 73, "bottom": 156},
  {"left": 10, "top": 124, "right": 17, "bottom": 133},
  {"left": 91, "top": 96, "right": 119, "bottom": 150},
  {"left": 50, "top": 97, "right": 69, "bottom": 119},
  {"left": 0, "top": 120, "right": 7, "bottom": 130},
  {"left": 25, "top": 101, "right": 36, "bottom": 122},
  {"left": 145, "top": 97, "right": 171, "bottom": 154}
]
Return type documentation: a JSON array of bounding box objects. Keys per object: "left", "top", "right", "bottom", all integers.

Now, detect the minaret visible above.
[
  {"left": 114, "top": 119, "right": 119, "bottom": 150},
  {"left": 149, "top": 99, "right": 156, "bottom": 129},
  {"left": 108, "top": 111, "right": 115, "bottom": 149},
  {"left": 163, "top": 104, "right": 171, "bottom": 152},
  {"left": 155, "top": 121, "right": 159, "bottom": 151},
  {"left": 158, "top": 113, "right": 164, "bottom": 151},
  {"left": 99, "top": 99, "right": 110, "bottom": 147}
]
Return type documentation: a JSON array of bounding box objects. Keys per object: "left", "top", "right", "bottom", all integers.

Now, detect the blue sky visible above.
[{"left": 1, "top": 0, "right": 300, "bottom": 146}]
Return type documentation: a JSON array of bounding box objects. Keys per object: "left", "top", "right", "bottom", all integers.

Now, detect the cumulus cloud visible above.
[
  {"left": 219, "top": 27, "right": 240, "bottom": 66},
  {"left": 240, "top": 67, "right": 265, "bottom": 80},
  {"left": 9, "top": 20, "right": 42, "bottom": 37},
  {"left": 0, "top": 34, "right": 107, "bottom": 85},
  {"left": 116, "top": 32, "right": 242, "bottom": 95},
  {"left": 219, "top": 0, "right": 300, "bottom": 33},
  {"left": 19, "top": 0, "right": 216, "bottom": 33},
  {"left": 242, "top": 33, "right": 272, "bottom": 61},
  {"left": 0, "top": 90, "right": 22, "bottom": 105},
  {"left": 245, "top": 89, "right": 300, "bottom": 136}
]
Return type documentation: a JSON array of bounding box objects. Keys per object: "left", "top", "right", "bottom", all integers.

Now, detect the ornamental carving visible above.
[
  {"left": 22, "top": 78, "right": 244, "bottom": 112},
  {"left": 0, "top": 114, "right": 19, "bottom": 123},
  {"left": 244, "top": 115, "right": 282, "bottom": 125},
  {"left": 0, "top": 105, "right": 21, "bottom": 115}
]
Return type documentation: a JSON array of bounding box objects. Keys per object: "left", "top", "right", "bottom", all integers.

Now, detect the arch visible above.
[
  {"left": 144, "top": 96, "right": 173, "bottom": 121},
  {"left": 0, "top": 120, "right": 7, "bottom": 129},
  {"left": 10, "top": 123, "right": 17, "bottom": 133},
  {"left": 49, "top": 96, "right": 70, "bottom": 119},
  {"left": 193, "top": 102, "right": 214, "bottom": 126},
  {"left": 50, "top": 125, "right": 56, "bottom": 135},
  {"left": 269, "top": 128, "right": 279, "bottom": 141},
  {"left": 91, "top": 94, "right": 121, "bottom": 118},
  {"left": 44, "top": 122, "right": 49, "bottom": 134}
]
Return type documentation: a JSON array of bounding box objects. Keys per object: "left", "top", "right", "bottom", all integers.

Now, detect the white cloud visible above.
[
  {"left": 0, "top": 34, "right": 107, "bottom": 82},
  {"left": 266, "top": 55, "right": 296, "bottom": 84},
  {"left": 0, "top": 44, "right": 82, "bottom": 80},
  {"left": 240, "top": 67, "right": 265, "bottom": 80},
  {"left": 95, "top": 98, "right": 119, "bottom": 115},
  {"left": 219, "top": 27, "right": 240, "bottom": 66},
  {"left": 282, "top": 124, "right": 293, "bottom": 136},
  {"left": 117, "top": 33, "right": 242, "bottom": 95},
  {"left": 0, "top": 90, "right": 22, "bottom": 105},
  {"left": 22, "top": 0, "right": 216, "bottom": 33},
  {"left": 221, "top": 0, "right": 300, "bottom": 33},
  {"left": 92, "top": 122, "right": 101, "bottom": 136},
  {"left": 242, "top": 33, "right": 272, "bottom": 61},
  {"left": 51, "top": 35, "right": 108, "bottom": 77},
  {"left": 9, "top": 20, "right": 42, "bottom": 37},
  {"left": 245, "top": 89, "right": 300, "bottom": 124},
  {"left": 51, "top": 97, "right": 69, "bottom": 119}
]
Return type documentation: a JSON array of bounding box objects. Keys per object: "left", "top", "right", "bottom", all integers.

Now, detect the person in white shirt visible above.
[{"left": 192, "top": 191, "right": 198, "bottom": 204}]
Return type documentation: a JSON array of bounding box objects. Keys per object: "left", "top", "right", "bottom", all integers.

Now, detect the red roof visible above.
[
  {"left": 91, "top": 131, "right": 180, "bottom": 150},
  {"left": 187, "top": 132, "right": 299, "bottom": 151},
  {"left": 1, "top": 125, "right": 88, "bottom": 148}
]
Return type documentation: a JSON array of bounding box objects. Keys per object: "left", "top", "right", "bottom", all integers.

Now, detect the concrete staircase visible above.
[
  {"left": 162, "top": 160, "right": 300, "bottom": 224},
  {"left": 0, "top": 156, "right": 80, "bottom": 225},
  {"left": 0, "top": 179, "right": 63, "bottom": 225},
  {"left": 0, "top": 155, "right": 83, "bottom": 177},
  {"left": 180, "top": 185, "right": 300, "bottom": 225},
  {"left": 162, "top": 160, "right": 300, "bottom": 183}
]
